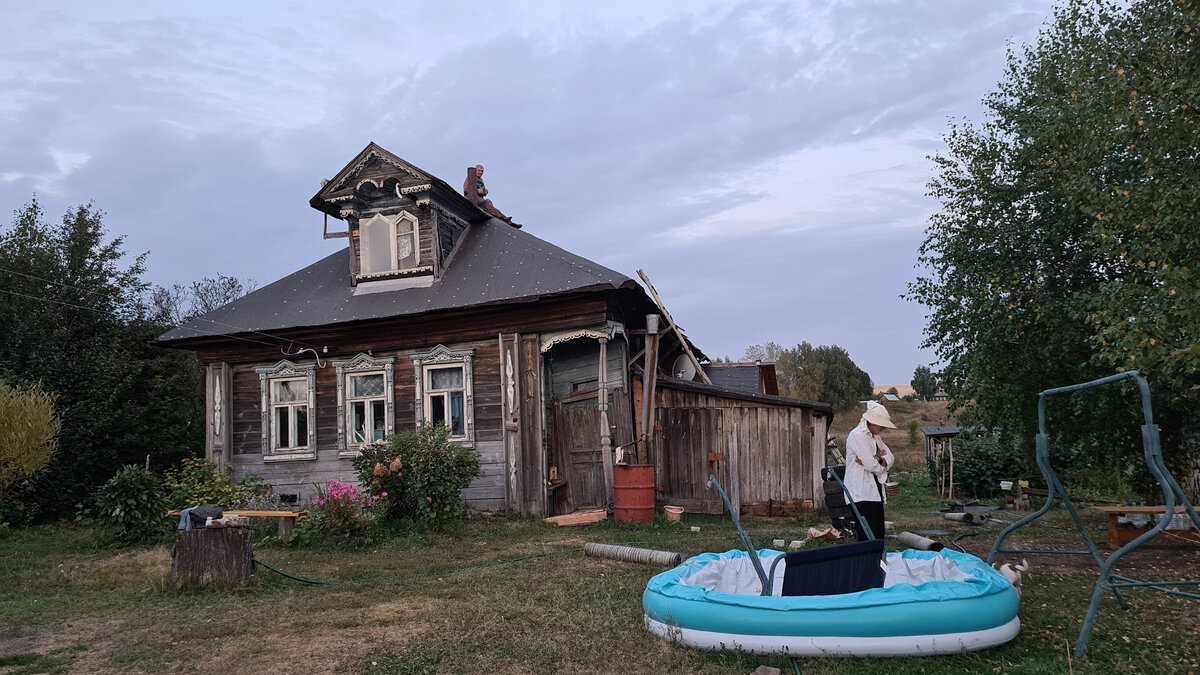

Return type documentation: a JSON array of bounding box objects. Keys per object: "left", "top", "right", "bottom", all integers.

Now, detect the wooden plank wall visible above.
[
  {"left": 653, "top": 388, "right": 827, "bottom": 514},
  {"left": 222, "top": 336, "right": 507, "bottom": 508}
]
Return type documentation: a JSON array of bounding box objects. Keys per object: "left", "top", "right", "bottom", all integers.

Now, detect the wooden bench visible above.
[
  {"left": 168, "top": 510, "right": 308, "bottom": 538},
  {"left": 1092, "top": 505, "right": 1198, "bottom": 549}
]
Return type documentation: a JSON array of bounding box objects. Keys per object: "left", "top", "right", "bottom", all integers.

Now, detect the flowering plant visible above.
[
  {"left": 309, "top": 479, "right": 385, "bottom": 535},
  {"left": 352, "top": 424, "right": 481, "bottom": 526}
]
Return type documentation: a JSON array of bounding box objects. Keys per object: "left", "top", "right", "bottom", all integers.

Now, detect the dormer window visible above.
[{"left": 359, "top": 212, "right": 419, "bottom": 277}]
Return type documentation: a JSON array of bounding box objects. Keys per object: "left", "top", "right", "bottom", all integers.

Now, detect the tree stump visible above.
[{"left": 170, "top": 527, "right": 254, "bottom": 589}]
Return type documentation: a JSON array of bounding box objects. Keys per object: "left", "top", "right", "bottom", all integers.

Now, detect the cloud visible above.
[{"left": 0, "top": 0, "right": 1056, "bottom": 383}]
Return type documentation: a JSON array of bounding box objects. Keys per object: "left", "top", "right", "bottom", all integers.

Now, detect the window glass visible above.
[
  {"left": 272, "top": 379, "right": 307, "bottom": 402},
  {"left": 351, "top": 373, "right": 385, "bottom": 398},
  {"left": 276, "top": 407, "right": 291, "bottom": 447},
  {"left": 295, "top": 406, "right": 308, "bottom": 443},
  {"left": 428, "top": 367, "right": 463, "bottom": 390},
  {"left": 361, "top": 215, "right": 394, "bottom": 274},
  {"left": 371, "top": 401, "right": 386, "bottom": 440},
  {"left": 397, "top": 218, "right": 418, "bottom": 269}
]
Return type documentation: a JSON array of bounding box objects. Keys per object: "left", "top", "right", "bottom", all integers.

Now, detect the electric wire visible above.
[
  {"left": 0, "top": 287, "right": 285, "bottom": 350},
  {"left": 0, "top": 264, "right": 323, "bottom": 350}
]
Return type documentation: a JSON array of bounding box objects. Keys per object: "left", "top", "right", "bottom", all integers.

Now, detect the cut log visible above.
[{"left": 170, "top": 527, "right": 254, "bottom": 589}]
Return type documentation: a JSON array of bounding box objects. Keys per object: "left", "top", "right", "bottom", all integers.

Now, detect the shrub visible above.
[
  {"left": 165, "top": 458, "right": 245, "bottom": 508},
  {"left": 946, "top": 433, "right": 1028, "bottom": 498},
  {"left": 354, "top": 424, "right": 482, "bottom": 526},
  {"left": 94, "top": 465, "right": 171, "bottom": 543},
  {"left": 0, "top": 380, "right": 61, "bottom": 505},
  {"left": 907, "top": 419, "right": 921, "bottom": 445}
]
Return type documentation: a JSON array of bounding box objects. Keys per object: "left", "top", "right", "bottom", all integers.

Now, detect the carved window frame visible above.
[
  {"left": 255, "top": 360, "right": 318, "bottom": 461},
  {"left": 359, "top": 212, "right": 420, "bottom": 278},
  {"left": 411, "top": 345, "right": 475, "bottom": 445},
  {"left": 332, "top": 353, "right": 395, "bottom": 458}
]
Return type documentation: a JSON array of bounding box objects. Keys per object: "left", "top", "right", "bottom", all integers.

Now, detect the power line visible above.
[
  {"left": 0, "top": 287, "right": 285, "bottom": 351},
  {"left": 0, "top": 265, "right": 322, "bottom": 350}
]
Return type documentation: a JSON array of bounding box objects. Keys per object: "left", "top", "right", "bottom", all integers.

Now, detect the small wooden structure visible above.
[{"left": 171, "top": 527, "right": 254, "bottom": 589}]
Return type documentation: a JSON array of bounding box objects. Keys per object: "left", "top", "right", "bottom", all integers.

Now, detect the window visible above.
[
  {"left": 426, "top": 366, "right": 465, "bottom": 436},
  {"left": 359, "top": 212, "right": 419, "bottom": 276},
  {"left": 349, "top": 373, "right": 387, "bottom": 443},
  {"left": 256, "top": 360, "right": 318, "bottom": 459},
  {"left": 333, "top": 353, "right": 395, "bottom": 457},
  {"left": 411, "top": 345, "right": 474, "bottom": 443},
  {"left": 272, "top": 378, "right": 309, "bottom": 449}
]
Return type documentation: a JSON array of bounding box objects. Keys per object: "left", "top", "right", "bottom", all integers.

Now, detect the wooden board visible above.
[{"left": 543, "top": 510, "right": 607, "bottom": 527}]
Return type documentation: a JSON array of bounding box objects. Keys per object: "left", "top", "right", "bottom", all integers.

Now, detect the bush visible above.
[
  {"left": 907, "top": 419, "right": 920, "bottom": 445},
  {"left": 944, "top": 433, "right": 1028, "bottom": 498},
  {"left": 353, "top": 424, "right": 482, "bottom": 526},
  {"left": 165, "top": 458, "right": 245, "bottom": 508},
  {"left": 94, "top": 465, "right": 171, "bottom": 543},
  {"left": 0, "top": 380, "right": 61, "bottom": 506}
]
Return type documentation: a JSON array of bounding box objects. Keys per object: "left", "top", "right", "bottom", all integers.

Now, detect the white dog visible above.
[{"left": 993, "top": 559, "right": 1029, "bottom": 598}]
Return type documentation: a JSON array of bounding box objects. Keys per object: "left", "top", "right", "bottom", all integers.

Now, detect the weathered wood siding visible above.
[
  {"left": 219, "top": 336, "right": 507, "bottom": 508},
  {"left": 652, "top": 385, "right": 828, "bottom": 514}
]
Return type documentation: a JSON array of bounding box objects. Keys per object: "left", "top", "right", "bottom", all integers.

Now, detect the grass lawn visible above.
[{"left": 1, "top": 475, "right": 1197, "bottom": 674}]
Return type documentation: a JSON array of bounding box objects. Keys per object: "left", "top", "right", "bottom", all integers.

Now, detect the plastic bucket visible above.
[
  {"left": 613, "top": 464, "right": 655, "bottom": 523},
  {"left": 664, "top": 505, "right": 684, "bottom": 522}
]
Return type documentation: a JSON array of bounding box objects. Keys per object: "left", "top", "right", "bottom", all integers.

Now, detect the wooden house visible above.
[{"left": 158, "top": 143, "right": 833, "bottom": 516}]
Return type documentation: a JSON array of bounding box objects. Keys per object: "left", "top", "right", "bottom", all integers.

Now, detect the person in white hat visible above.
[{"left": 843, "top": 400, "right": 895, "bottom": 542}]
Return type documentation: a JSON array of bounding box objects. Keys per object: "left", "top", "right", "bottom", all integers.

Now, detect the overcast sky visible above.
[{"left": 1, "top": 1, "right": 1059, "bottom": 385}]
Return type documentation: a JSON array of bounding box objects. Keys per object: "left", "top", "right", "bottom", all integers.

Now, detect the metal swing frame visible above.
[{"left": 987, "top": 370, "right": 1200, "bottom": 656}]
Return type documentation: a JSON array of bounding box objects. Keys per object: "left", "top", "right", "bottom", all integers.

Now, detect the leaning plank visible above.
[
  {"left": 171, "top": 527, "right": 254, "bottom": 589},
  {"left": 544, "top": 510, "right": 608, "bottom": 527}
]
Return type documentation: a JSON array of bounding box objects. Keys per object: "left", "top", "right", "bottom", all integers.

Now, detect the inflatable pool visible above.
[{"left": 643, "top": 547, "right": 1019, "bottom": 657}]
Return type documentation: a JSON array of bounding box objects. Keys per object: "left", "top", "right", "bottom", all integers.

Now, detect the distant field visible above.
[{"left": 872, "top": 384, "right": 916, "bottom": 397}]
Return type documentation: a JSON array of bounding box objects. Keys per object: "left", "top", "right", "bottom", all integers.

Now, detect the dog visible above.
[{"left": 993, "top": 559, "right": 1029, "bottom": 598}]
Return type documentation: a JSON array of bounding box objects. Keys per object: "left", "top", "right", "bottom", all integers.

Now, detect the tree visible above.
[
  {"left": 907, "top": 0, "right": 1200, "bottom": 499},
  {"left": 911, "top": 365, "right": 938, "bottom": 401},
  {"left": 0, "top": 199, "right": 203, "bottom": 520},
  {"left": 743, "top": 342, "right": 873, "bottom": 411},
  {"left": 0, "top": 380, "right": 60, "bottom": 504},
  {"left": 150, "top": 275, "right": 257, "bottom": 326}
]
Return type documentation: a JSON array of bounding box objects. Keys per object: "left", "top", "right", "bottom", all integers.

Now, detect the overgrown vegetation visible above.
[
  {"left": 353, "top": 424, "right": 482, "bottom": 527},
  {"left": 907, "top": 0, "right": 1200, "bottom": 501},
  {"left": 93, "top": 465, "right": 171, "bottom": 543},
  {"left": 0, "top": 380, "right": 60, "bottom": 518}
]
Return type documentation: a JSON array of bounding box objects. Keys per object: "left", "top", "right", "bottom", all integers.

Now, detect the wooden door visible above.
[{"left": 552, "top": 402, "right": 606, "bottom": 511}]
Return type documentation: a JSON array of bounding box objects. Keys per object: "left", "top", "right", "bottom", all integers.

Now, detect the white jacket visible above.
[{"left": 843, "top": 420, "right": 891, "bottom": 504}]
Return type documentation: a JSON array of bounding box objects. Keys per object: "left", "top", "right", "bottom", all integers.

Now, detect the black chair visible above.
[{"left": 766, "top": 539, "right": 887, "bottom": 596}]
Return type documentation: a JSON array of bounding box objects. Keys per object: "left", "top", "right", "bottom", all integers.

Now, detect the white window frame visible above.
[
  {"left": 411, "top": 345, "right": 474, "bottom": 445},
  {"left": 255, "top": 360, "right": 318, "bottom": 461},
  {"left": 359, "top": 212, "right": 420, "bottom": 277},
  {"left": 333, "top": 353, "right": 395, "bottom": 458}
]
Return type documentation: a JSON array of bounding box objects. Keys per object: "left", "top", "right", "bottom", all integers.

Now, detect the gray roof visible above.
[
  {"left": 159, "top": 219, "right": 640, "bottom": 343},
  {"left": 919, "top": 426, "right": 990, "bottom": 438},
  {"left": 705, "top": 364, "right": 763, "bottom": 395}
]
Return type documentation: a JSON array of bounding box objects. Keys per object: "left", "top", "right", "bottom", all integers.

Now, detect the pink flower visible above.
[{"left": 381, "top": 492, "right": 388, "bottom": 497}]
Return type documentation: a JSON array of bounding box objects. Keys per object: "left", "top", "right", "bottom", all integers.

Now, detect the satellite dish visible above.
[{"left": 672, "top": 354, "right": 697, "bottom": 381}]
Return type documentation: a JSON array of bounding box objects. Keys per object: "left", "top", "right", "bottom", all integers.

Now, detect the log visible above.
[{"left": 170, "top": 527, "right": 254, "bottom": 589}]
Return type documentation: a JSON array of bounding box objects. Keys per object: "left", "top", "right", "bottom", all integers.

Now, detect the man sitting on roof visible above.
[{"left": 464, "top": 164, "right": 520, "bottom": 228}]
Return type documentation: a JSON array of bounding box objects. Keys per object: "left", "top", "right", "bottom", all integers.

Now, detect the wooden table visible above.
[
  {"left": 1092, "top": 505, "right": 1199, "bottom": 549},
  {"left": 168, "top": 509, "right": 308, "bottom": 537}
]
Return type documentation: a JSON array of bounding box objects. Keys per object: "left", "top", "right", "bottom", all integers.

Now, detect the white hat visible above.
[{"left": 862, "top": 401, "right": 896, "bottom": 429}]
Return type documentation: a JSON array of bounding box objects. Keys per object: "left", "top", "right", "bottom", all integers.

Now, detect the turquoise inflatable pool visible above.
[{"left": 643, "top": 548, "right": 1019, "bottom": 657}]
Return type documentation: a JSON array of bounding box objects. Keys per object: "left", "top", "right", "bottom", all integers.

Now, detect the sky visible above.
[{"left": 0, "top": 1, "right": 1060, "bottom": 386}]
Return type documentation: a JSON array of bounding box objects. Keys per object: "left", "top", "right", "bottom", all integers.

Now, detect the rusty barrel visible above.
[{"left": 613, "top": 464, "right": 655, "bottom": 523}]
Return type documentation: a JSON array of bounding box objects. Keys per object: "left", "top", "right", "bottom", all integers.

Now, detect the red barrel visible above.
[{"left": 613, "top": 464, "right": 655, "bottom": 523}]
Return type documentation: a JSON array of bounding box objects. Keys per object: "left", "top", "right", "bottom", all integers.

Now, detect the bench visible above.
[
  {"left": 1092, "top": 505, "right": 1198, "bottom": 549},
  {"left": 168, "top": 510, "right": 308, "bottom": 538}
]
